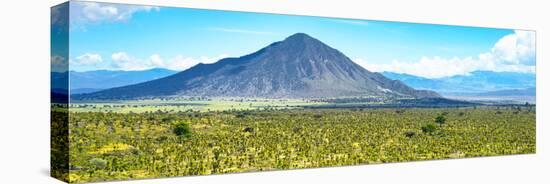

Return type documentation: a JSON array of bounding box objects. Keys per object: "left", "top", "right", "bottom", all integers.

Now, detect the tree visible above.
[
  {"left": 89, "top": 158, "right": 107, "bottom": 170},
  {"left": 435, "top": 114, "right": 446, "bottom": 127},
  {"left": 422, "top": 124, "right": 436, "bottom": 134},
  {"left": 173, "top": 121, "right": 192, "bottom": 138}
]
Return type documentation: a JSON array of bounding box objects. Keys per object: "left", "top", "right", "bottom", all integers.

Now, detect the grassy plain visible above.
[
  {"left": 69, "top": 98, "right": 328, "bottom": 113},
  {"left": 58, "top": 102, "right": 536, "bottom": 183}
]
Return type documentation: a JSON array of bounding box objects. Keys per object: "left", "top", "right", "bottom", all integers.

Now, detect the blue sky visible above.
[{"left": 57, "top": 1, "right": 536, "bottom": 78}]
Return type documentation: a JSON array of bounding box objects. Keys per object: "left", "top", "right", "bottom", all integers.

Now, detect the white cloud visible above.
[
  {"left": 359, "top": 57, "right": 480, "bottom": 78},
  {"left": 491, "top": 30, "right": 536, "bottom": 65},
  {"left": 73, "top": 53, "right": 102, "bottom": 65},
  {"left": 51, "top": 55, "right": 67, "bottom": 72},
  {"left": 111, "top": 52, "right": 148, "bottom": 70},
  {"left": 149, "top": 54, "right": 164, "bottom": 67},
  {"left": 111, "top": 52, "right": 130, "bottom": 61},
  {"left": 51, "top": 55, "right": 66, "bottom": 66},
  {"left": 110, "top": 52, "right": 229, "bottom": 71},
  {"left": 51, "top": 3, "right": 68, "bottom": 26},
  {"left": 70, "top": 2, "right": 159, "bottom": 29},
  {"left": 358, "top": 30, "right": 536, "bottom": 78},
  {"left": 146, "top": 54, "right": 229, "bottom": 71}
]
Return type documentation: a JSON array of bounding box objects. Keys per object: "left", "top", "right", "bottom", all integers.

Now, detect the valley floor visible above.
[{"left": 53, "top": 107, "right": 536, "bottom": 183}]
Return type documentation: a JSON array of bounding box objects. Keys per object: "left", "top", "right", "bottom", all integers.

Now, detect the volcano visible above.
[{"left": 75, "top": 33, "right": 440, "bottom": 100}]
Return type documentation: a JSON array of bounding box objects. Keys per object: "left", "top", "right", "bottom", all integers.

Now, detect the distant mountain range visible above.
[
  {"left": 74, "top": 33, "right": 440, "bottom": 100},
  {"left": 60, "top": 68, "right": 535, "bottom": 98},
  {"left": 51, "top": 68, "right": 178, "bottom": 94},
  {"left": 381, "top": 71, "right": 535, "bottom": 96},
  {"left": 475, "top": 87, "right": 535, "bottom": 97},
  {"left": 51, "top": 71, "right": 68, "bottom": 90}
]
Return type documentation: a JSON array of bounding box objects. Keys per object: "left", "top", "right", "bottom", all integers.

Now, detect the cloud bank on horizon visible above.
[
  {"left": 60, "top": 2, "right": 536, "bottom": 79},
  {"left": 358, "top": 30, "right": 535, "bottom": 78}
]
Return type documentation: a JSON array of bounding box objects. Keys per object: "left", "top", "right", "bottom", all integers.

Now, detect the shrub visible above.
[
  {"left": 404, "top": 131, "right": 416, "bottom": 138},
  {"left": 236, "top": 111, "right": 250, "bottom": 118},
  {"left": 173, "top": 121, "right": 192, "bottom": 138},
  {"left": 421, "top": 124, "right": 436, "bottom": 134},
  {"left": 243, "top": 127, "right": 254, "bottom": 133},
  {"left": 161, "top": 116, "right": 176, "bottom": 123},
  {"left": 435, "top": 114, "right": 446, "bottom": 127},
  {"left": 89, "top": 158, "right": 107, "bottom": 170}
]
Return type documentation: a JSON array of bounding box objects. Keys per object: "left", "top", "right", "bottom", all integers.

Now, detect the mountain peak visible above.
[
  {"left": 76, "top": 33, "right": 440, "bottom": 99},
  {"left": 285, "top": 32, "right": 313, "bottom": 39},
  {"left": 282, "top": 33, "right": 320, "bottom": 45},
  {"left": 273, "top": 33, "right": 338, "bottom": 58}
]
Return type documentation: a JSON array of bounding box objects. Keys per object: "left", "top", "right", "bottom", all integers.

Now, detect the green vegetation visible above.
[
  {"left": 172, "top": 121, "right": 192, "bottom": 138},
  {"left": 69, "top": 98, "right": 328, "bottom": 113},
  {"left": 435, "top": 114, "right": 447, "bottom": 127},
  {"left": 89, "top": 158, "right": 107, "bottom": 170},
  {"left": 421, "top": 124, "right": 437, "bottom": 134},
  {"left": 57, "top": 106, "right": 536, "bottom": 183}
]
